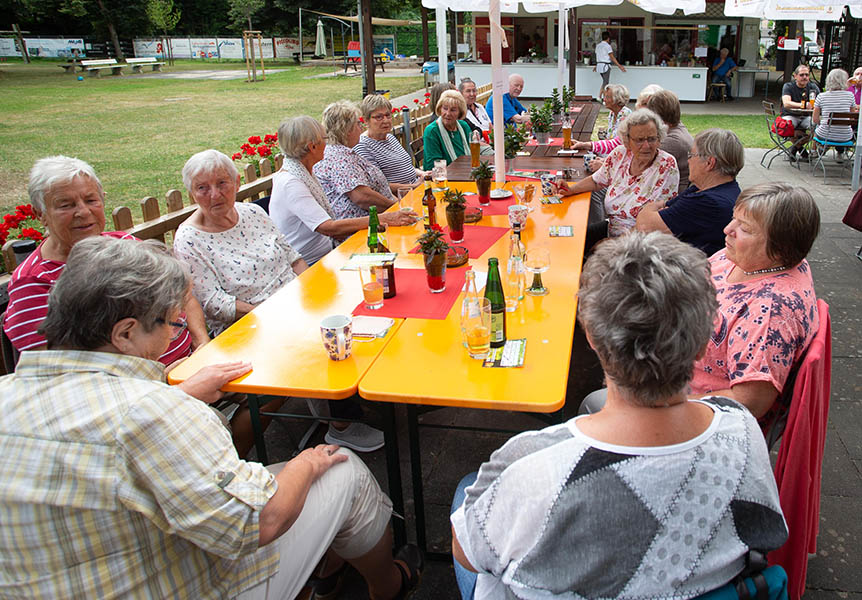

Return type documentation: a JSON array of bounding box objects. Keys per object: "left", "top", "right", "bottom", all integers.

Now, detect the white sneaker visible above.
[{"left": 325, "top": 422, "right": 385, "bottom": 452}]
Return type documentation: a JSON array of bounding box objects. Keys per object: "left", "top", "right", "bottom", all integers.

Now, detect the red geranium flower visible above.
[
  {"left": 359, "top": 116, "right": 365, "bottom": 123},
  {"left": 248, "top": 135, "right": 262, "bottom": 144},
  {"left": 264, "top": 134, "right": 277, "bottom": 144},
  {"left": 424, "top": 92, "right": 431, "bottom": 97},
  {"left": 257, "top": 145, "right": 272, "bottom": 157},
  {"left": 231, "top": 152, "right": 242, "bottom": 160},
  {"left": 414, "top": 98, "right": 420, "bottom": 104},
  {"left": 430, "top": 224, "right": 444, "bottom": 233}
]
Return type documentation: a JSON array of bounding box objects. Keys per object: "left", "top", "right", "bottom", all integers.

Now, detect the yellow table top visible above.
[
  {"left": 168, "top": 179, "right": 588, "bottom": 410},
  {"left": 359, "top": 181, "right": 589, "bottom": 413},
  {"left": 166, "top": 240, "right": 405, "bottom": 399}
]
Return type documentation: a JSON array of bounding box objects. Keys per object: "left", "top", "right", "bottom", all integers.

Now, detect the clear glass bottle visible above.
[
  {"left": 460, "top": 269, "right": 482, "bottom": 347},
  {"left": 505, "top": 232, "right": 525, "bottom": 311}
]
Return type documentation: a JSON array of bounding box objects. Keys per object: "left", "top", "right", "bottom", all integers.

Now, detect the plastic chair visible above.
[
  {"left": 810, "top": 111, "right": 857, "bottom": 182},
  {"left": 761, "top": 101, "right": 800, "bottom": 170},
  {"left": 768, "top": 299, "right": 832, "bottom": 600}
]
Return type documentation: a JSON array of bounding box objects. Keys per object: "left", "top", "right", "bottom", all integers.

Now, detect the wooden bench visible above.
[
  {"left": 58, "top": 61, "right": 86, "bottom": 73},
  {"left": 126, "top": 57, "right": 166, "bottom": 73},
  {"left": 112, "top": 155, "right": 284, "bottom": 242},
  {"left": 343, "top": 41, "right": 386, "bottom": 73},
  {"left": 82, "top": 59, "right": 125, "bottom": 77}
]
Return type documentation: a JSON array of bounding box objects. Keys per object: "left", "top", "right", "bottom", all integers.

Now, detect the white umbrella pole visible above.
[
  {"left": 853, "top": 110, "right": 861, "bottom": 191},
  {"left": 490, "top": 0, "right": 506, "bottom": 185},
  {"left": 557, "top": 7, "right": 566, "bottom": 94},
  {"left": 436, "top": 7, "right": 447, "bottom": 83}
]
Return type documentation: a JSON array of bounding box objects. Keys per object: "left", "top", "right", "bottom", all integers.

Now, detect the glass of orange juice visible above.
[
  {"left": 462, "top": 298, "right": 492, "bottom": 359},
  {"left": 359, "top": 265, "right": 384, "bottom": 310}
]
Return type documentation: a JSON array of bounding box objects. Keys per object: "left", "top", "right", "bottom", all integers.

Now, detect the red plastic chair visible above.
[
  {"left": 768, "top": 299, "right": 832, "bottom": 600},
  {"left": 343, "top": 41, "right": 361, "bottom": 72}
]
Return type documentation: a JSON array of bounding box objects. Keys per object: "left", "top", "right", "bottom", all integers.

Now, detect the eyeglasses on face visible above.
[
  {"left": 370, "top": 113, "right": 392, "bottom": 121},
  {"left": 630, "top": 135, "right": 659, "bottom": 146},
  {"left": 687, "top": 151, "right": 705, "bottom": 159},
  {"left": 156, "top": 316, "right": 187, "bottom": 340}
]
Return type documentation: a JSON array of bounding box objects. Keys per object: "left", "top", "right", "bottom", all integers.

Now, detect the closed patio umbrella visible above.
[{"left": 315, "top": 19, "right": 327, "bottom": 57}]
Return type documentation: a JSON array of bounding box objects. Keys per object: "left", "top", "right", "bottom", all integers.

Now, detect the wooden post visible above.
[
  {"left": 420, "top": 6, "right": 430, "bottom": 63},
  {"left": 450, "top": 11, "right": 457, "bottom": 59},
  {"left": 568, "top": 9, "right": 577, "bottom": 90},
  {"left": 784, "top": 21, "right": 799, "bottom": 85},
  {"left": 12, "top": 24, "right": 29, "bottom": 64},
  {"left": 359, "top": 0, "right": 375, "bottom": 98}
]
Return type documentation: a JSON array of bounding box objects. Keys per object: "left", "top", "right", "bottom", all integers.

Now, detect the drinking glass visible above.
[
  {"left": 359, "top": 265, "right": 384, "bottom": 309},
  {"left": 397, "top": 187, "right": 412, "bottom": 212},
  {"left": 522, "top": 183, "right": 536, "bottom": 211},
  {"left": 461, "top": 297, "right": 492, "bottom": 359},
  {"left": 432, "top": 159, "right": 448, "bottom": 192},
  {"left": 507, "top": 205, "right": 528, "bottom": 232},
  {"left": 525, "top": 248, "right": 550, "bottom": 296},
  {"left": 512, "top": 182, "right": 525, "bottom": 206},
  {"left": 470, "top": 139, "right": 481, "bottom": 167}
]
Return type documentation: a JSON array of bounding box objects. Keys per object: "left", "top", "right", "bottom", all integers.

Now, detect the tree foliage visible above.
[
  {"left": 147, "top": 0, "right": 180, "bottom": 34},
  {"left": 227, "top": 0, "right": 264, "bottom": 31}
]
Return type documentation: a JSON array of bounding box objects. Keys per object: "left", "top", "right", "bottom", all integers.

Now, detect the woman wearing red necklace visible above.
[{"left": 689, "top": 182, "right": 820, "bottom": 434}]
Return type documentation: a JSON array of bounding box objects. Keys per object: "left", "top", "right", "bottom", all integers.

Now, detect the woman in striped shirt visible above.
[
  {"left": 813, "top": 68, "right": 859, "bottom": 162},
  {"left": 354, "top": 95, "right": 424, "bottom": 190},
  {"left": 571, "top": 84, "right": 631, "bottom": 156}
]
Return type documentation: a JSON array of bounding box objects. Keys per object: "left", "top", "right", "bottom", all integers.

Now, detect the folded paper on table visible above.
[
  {"left": 409, "top": 225, "right": 509, "bottom": 258},
  {"left": 352, "top": 315, "right": 395, "bottom": 338},
  {"left": 352, "top": 268, "right": 467, "bottom": 319}
]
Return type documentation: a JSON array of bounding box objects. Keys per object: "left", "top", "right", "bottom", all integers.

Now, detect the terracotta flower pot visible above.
[{"left": 423, "top": 251, "right": 447, "bottom": 293}]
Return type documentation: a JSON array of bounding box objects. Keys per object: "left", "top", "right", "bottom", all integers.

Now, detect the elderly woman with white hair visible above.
[
  {"left": 3, "top": 155, "right": 208, "bottom": 364},
  {"left": 458, "top": 77, "right": 492, "bottom": 133},
  {"left": 571, "top": 83, "right": 631, "bottom": 156},
  {"left": 422, "top": 89, "right": 473, "bottom": 170},
  {"left": 355, "top": 94, "right": 425, "bottom": 187},
  {"left": 451, "top": 232, "right": 787, "bottom": 600},
  {"left": 313, "top": 100, "right": 396, "bottom": 220},
  {"left": 271, "top": 115, "right": 417, "bottom": 266},
  {"left": 813, "top": 68, "right": 859, "bottom": 162},
  {"left": 555, "top": 108, "right": 679, "bottom": 247}
]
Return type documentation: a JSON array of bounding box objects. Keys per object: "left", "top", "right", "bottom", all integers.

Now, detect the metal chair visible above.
[
  {"left": 810, "top": 111, "right": 857, "bottom": 183},
  {"left": 760, "top": 101, "right": 800, "bottom": 170}
]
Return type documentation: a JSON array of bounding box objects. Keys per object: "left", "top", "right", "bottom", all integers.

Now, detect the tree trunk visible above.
[
  {"left": 95, "top": 0, "right": 124, "bottom": 59},
  {"left": 421, "top": 6, "right": 430, "bottom": 63}
]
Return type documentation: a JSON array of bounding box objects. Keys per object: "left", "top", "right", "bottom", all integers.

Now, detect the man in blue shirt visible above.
[
  {"left": 635, "top": 128, "right": 743, "bottom": 256},
  {"left": 486, "top": 74, "right": 531, "bottom": 125},
  {"left": 711, "top": 48, "right": 738, "bottom": 100}
]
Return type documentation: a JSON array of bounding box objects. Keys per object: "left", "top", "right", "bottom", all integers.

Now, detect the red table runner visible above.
[
  {"left": 352, "top": 267, "right": 467, "bottom": 320},
  {"left": 409, "top": 225, "right": 510, "bottom": 257}
]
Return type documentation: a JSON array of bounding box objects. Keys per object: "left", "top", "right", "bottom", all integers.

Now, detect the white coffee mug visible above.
[{"left": 320, "top": 315, "right": 352, "bottom": 361}]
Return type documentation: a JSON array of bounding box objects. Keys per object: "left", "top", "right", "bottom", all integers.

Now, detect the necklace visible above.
[{"left": 742, "top": 265, "right": 787, "bottom": 276}]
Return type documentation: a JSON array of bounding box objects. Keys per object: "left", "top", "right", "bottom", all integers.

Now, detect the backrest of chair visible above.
[
  {"left": 347, "top": 41, "right": 360, "bottom": 58},
  {"left": 763, "top": 101, "right": 776, "bottom": 117},
  {"left": 1, "top": 311, "right": 20, "bottom": 374},
  {"left": 826, "top": 111, "right": 858, "bottom": 129},
  {"left": 409, "top": 137, "right": 424, "bottom": 169}
]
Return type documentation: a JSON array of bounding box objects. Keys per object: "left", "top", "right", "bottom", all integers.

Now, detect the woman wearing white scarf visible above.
[
  {"left": 422, "top": 90, "right": 472, "bottom": 170},
  {"left": 270, "top": 115, "right": 417, "bottom": 266}
]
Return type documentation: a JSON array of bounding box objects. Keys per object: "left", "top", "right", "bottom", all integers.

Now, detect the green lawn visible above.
[
  {"left": 0, "top": 61, "right": 424, "bottom": 222},
  {"left": 592, "top": 113, "right": 769, "bottom": 149}
]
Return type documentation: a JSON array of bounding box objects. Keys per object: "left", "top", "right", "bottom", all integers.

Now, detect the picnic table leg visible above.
[
  {"left": 383, "top": 402, "right": 406, "bottom": 547},
  {"left": 247, "top": 394, "right": 270, "bottom": 465},
  {"left": 406, "top": 405, "right": 426, "bottom": 553}
]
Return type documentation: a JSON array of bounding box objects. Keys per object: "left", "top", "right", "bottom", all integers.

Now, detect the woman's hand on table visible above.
[
  {"left": 573, "top": 141, "right": 591, "bottom": 151},
  {"left": 381, "top": 209, "right": 419, "bottom": 227},
  {"left": 176, "top": 360, "right": 253, "bottom": 404},
  {"left": 552, "top": 180, "right": 574, "bottom": 197}
]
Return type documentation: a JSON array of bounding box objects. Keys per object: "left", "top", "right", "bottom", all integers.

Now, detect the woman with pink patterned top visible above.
[
  {"left": 691, "top": 183, "right": 820, "bottom": 438},
  {"left": 555, "top": 108, "right": 679, "bottom": 250}
]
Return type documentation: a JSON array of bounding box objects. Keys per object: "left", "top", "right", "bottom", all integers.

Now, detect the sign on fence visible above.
[
  {"left": 274, "top": 37, "right": 300, "bottom": 58},
  {"left": 133, "top": 38, "right": 164, "bottom": 59},
  {"left": 217, "top": 38, "right": 244, "bottom": 59},
  {"left": 0, "top": 38, "right": 21, "bottom": 57},
  {"left": 18, "top": 38, "right": 84, "bottom": 58},
  {"left": 190, "top": 38, "right": 218, "bottom": 59}
]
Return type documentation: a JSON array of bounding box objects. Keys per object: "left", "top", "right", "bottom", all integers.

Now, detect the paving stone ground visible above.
[{"left": 256, "top": 100, "right": 862, "bottom": 599}]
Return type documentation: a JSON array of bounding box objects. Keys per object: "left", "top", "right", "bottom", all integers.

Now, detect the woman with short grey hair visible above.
[
  {"left": 813, "top": 68, "right": 858, "bottom": 158},
  {"left": 694, "top": 128, "right": 745, "bottom": 177},
  {"left": 313, "top": 100, "right": 397, "bottom": 220},
  {"left": 422, "top": 89, "right": 472, "bottom": 170},
  {"left": 571, "top": 83, "right": 631, "bottom": 156},
  {"left": 354, "top": 94, "right": 424, "bottom": 188},
  {"left": 271, "top": 116, "right": 417, "bottom": 266},
  {"left": 451, "top": 232, "right": 788, "bottom": 600},
  {"left": 555, "top": 108, "right": 679, "bottom": 246},
  {"left": 27, "top": 155, "right": 102, "bottom": 213}
]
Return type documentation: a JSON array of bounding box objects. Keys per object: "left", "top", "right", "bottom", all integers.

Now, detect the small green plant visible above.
[
  {"left": 471, "top": 160, "right": 493, "bottom": 181},
  {"left": 530, "top": 102, "right": 554, "bottom": 134},
  {"left": 443, "top": 189, "right": 467, "bottom": 208},
  {"left": 550, "top": 88, "right": 564, "bottom": 116},
  {"left": 490, "top": 125, "right": 529, "bottom": 159},
  {"left": 416, "top": 225, "right": 449, "bottom": 255},
  {"left": 561, "top": 85, "right": 576, "bottom": 107}
]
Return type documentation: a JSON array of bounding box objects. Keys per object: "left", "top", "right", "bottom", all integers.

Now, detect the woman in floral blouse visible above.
[
  {"left": 555, "top": 108, "right": 679, "bottom": 248},
  {"left": 313, "top": 100, "right": 397, "bottom": 220}
]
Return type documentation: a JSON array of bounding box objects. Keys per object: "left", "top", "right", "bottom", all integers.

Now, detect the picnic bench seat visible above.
[
  {"left": 126, "top": 57, "right": 166, "bottom": 73},
  {"left": 58, "top": 61, "right": 86, "bottom": 73},
  {"left": 82, "top": 59, "right": 124, "bottom": 77}
]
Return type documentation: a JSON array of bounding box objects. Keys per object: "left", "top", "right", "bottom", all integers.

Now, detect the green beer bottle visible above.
[
  {"left": 367, "top": 206, "right": 380, "bottom": 252},
  {"left": 484, "top": 257, "right": 507, "bottom": 348}
]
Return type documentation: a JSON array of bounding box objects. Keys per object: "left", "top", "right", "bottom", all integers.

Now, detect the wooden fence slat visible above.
[
  {"left": 259, "top": 158, "right": 272, "bottom": 177},
  {"left": 140, "top": 196, "right": 164, "bottom": 242},
  {"left": 112, "top": 206, "right": 133, "bottom": 232},
  {"left": 165, "top": 189, "right": 184, "bottom": 212}
]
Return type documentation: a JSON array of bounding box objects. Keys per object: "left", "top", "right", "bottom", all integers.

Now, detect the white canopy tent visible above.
[{"left": 421, "top": 0, "right": 706, "bottom": 183}]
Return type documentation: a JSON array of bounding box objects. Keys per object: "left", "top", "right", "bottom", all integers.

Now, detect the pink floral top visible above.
[
  {"left": 313, "top": 143, "right": 393, "bottom": 220},
  {"left": 592, "top": 145, "right": 679, "bottom": 237},
  {"left": 691, "top": 252, "right": 819, "bottom": 420}
]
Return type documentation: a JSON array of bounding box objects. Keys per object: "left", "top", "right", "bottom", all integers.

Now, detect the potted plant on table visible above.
[
  {"left": 443, "top": 189, "right": 467, "bottom": 243},
  {"left": 471, "top": 160, "right": 493, "bottom": 207},
  {"left": 530, "top": 101, "right": 554, "bottom": 145},
  {"left": 550, "top": 88, "right": 564, "bottom": 121},
  {"left": 416, "top": 225, "right": 449, "bottom": 293}
]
